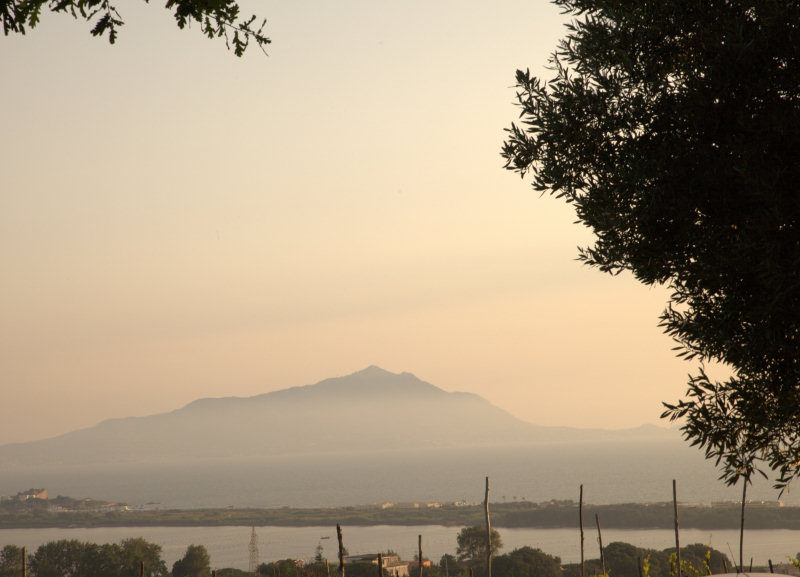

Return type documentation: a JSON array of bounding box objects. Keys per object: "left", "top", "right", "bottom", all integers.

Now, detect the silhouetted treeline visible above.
[
  {"left": 0, "top": 540, "right": 213, "bottom": 577},
  {"left": 0, "top": 539, "right": 168, "bottom": 577},
  {"left": 256, "top": 560, "right": 383, "bottom": 577},
  {"left": 561, "top": 543, "right": 729, "bottom": 577},
  {"left": 0, "top": 536, "right": 739, "bottom": 577}
]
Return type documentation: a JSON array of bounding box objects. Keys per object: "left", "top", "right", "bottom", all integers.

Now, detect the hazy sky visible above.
[{"left": 1, "top": 0, "right": 697, "bottom": 444}]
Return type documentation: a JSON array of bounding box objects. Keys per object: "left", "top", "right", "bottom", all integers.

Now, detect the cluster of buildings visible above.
[
  {"left": 0, "top": 488, "right": 129, "bottom": 512},
  {"left": 283, "top": 553, "right": 431, "bottom": 577},
  {"left": 370, "top": 501, "right": 465, "bottom": 510},
  {"left": 336, "top": 554, "right": 431, "bottom": 577},
  {"left": 0, "top": 488, "right": 48, "bottom": 502}
]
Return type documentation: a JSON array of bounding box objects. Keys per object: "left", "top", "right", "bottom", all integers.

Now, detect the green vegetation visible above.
[
  {"left": 1, "top": 0, "right": 269, "bottom": 55},
  {"left": 0, "top": 545, "right": 25, "bottom": 577},
  {"left": 492, "top": 546, "right": 562, "bottom": 577},
  {"left": 455, "top": 526, "right": 503, "bottom": 563},
  {"left": 20, "top": 538, "right": 168, "bottom": 577},
  {"left": 495, "top": 501, "right": 800, "bottom": 530},
  {"left": 256, "top": 561, "right": 387, "bottom": 577},
  {"left": 215, "top": 570, "right": 251, "bottom": 577},
  {"left": 502, "top": 0, "right": 800, "bottom": 490},
  {"left": 2, "top": 499, "right": 799, "bottom": 530},
  {"left": 172, "top": 545, "right": 211, "bottom": 577},
  {"left": 562, "top": 542, "right": 728, "bottom": 577},
  {"left": 443, "top": 541, "right": 728, "bottom": 577},
  {"left": 253, "top": 541, "right": 726, "bottom": 577},
  {"left": 0, "top": 531, "right": 741, "bottom": 577}
]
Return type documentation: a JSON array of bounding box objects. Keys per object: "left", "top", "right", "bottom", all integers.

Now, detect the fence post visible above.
[
  {"left": 418, "top": 535, "right": 423, "bottom": 577},
  {"left": 337, "top": 524, "right": 346, "bottom": 577},
  {"left": 484, "top": 476, "right": 492, "bottom": 577},
  {"left": 595, "top": 514, "right": 606, "bottom": 576},
  {"left": 740, "top": 483, "right": 747, "bottom": 572},
  {"left": 580, "top": 485, "right": 585, "bottom": 577},
  {"left": 673, "top": 480, "right": 681, "bottom": 577}
]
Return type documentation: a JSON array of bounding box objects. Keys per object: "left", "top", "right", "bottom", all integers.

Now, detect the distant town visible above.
[{"left": 0, "top": 487, "right": 130, "bottom": 513}]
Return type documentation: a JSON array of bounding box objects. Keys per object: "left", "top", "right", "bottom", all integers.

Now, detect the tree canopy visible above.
[
  {"left": 1, "top": 0, "right": 269, "bottom": 55},
  {"left": 455, "top": 526, "right": 503, "bottom": 563},
  {"left": 503, "top": 0, "right": 800, "bottom": 490},
  {"left": 0, "top": 545, "right": 24, "bottom": 577},
  {"left": 561, "top": 542, "right": 729, "bottom": 577},
  {"left": 172, "top": 545, "right": 211, "bottom": 577},
  {"left": 24, "top": 538, "right": 168, "bottom": 577},
  {"left": 491, "top": 547, "right": 561, "bottom": 577},
  {"left": 117, "top": 538, "right": 168, "bottom": 577}
]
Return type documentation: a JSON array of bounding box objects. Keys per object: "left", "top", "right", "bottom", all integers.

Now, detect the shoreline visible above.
[{"left": 2, "top": 501, "right": 799, "bottom": 530}]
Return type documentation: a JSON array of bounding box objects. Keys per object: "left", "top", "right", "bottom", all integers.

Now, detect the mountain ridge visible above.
[{"left": 0, "top": 366, "right": 676, "bottom": 467}]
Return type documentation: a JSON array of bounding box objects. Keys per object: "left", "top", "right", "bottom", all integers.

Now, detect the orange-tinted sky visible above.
[{"left": 1, "top": 0, "right": 694, "bottom": 444}]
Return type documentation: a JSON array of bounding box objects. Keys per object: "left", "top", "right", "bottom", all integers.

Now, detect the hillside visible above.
[{"left": 0, "top": 366, "right": 675, "bottom": 467}]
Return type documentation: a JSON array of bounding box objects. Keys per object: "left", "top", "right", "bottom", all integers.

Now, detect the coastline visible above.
[{"left": 2, "top": 501, "right": 799, "bottom": 530}]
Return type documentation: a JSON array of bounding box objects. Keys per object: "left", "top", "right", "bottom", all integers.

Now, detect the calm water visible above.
[
  {"left": 1, "top": 525, "right": 798, "bottom": 570},
  {"left": 2, "top": 440, "right": 798, "bottom": 570},
  {"left": 0, "top": 440, "right": 796, "bottom": 508}
]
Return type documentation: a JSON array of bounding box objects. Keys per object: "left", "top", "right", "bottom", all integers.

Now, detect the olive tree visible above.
[
  {"left": 502, "top": 0, "right": 800, "bottom": 490},
  {"left": 1, "top": 0, "right": 269, "bottom": 55}
]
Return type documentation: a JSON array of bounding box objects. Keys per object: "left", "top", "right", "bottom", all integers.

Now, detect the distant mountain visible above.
[{"left": 0, "top": 366, "right": 676, "bottom": 467}]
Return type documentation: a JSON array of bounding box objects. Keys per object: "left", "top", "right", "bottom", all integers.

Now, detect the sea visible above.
[{"left": 2, "top": 439, "right": 799, "bottom": 570}]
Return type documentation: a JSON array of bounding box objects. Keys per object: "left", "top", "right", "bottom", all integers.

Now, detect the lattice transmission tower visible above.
[{"left": 248, "top": 526, "right": 259, "bottom": 574}]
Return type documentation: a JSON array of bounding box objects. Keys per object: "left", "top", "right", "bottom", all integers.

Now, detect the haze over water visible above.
[
  {"left": 1, "top": 440, "right": 794, "bottom": 508},
  {"left": 4, "top": 438, "right": 799, "bottom": 571}
]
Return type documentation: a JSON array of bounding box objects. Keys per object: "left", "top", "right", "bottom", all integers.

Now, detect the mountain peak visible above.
[
  {"left": 351, "top": 365, "right": 396, "bottom": 377},
  {"left": 308, "top": 365, "right": 439, "bottom": 397}
]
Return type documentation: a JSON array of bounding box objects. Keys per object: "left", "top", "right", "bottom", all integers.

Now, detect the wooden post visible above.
[
  {"left": 418, "top": 534, "right": 423, "bottom": 577},
  {"left": 740, "top": 482, "right": 747, "bottom": 573},
  {"left": 595, "top": 514, "right": 606, "bottom": 576},
  {"left": 580, "top": 485, "right": 585, "bottom": 577},
  {"left": 673, "top": 480, "right": 681, "bottom": 577},
  {"left": 141, "top": 560, "right": 145, "bottom": 577},
  {"left": 749, "top": 558, "right": 753, "bottom": 572},
  {"left": 378, "top": 553, "right": 384, "bottom": 577},
  {"left": 326, "top": 560, "right": 331, "bottom": 577},
  {"left": 768, "top": 559, "right": 774, "bottom": 573},
  {"left": 337, "top": 524, "right": 346, "bottom": 577},
  {"left": 484, "top": 476, "right": 492, "bottom": 577},
  {"left": 722, "top": 560, "right": 728, "bottom": 574},
  {"left": 22, "top": 546, "right": 27, "bottom": 577}
]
